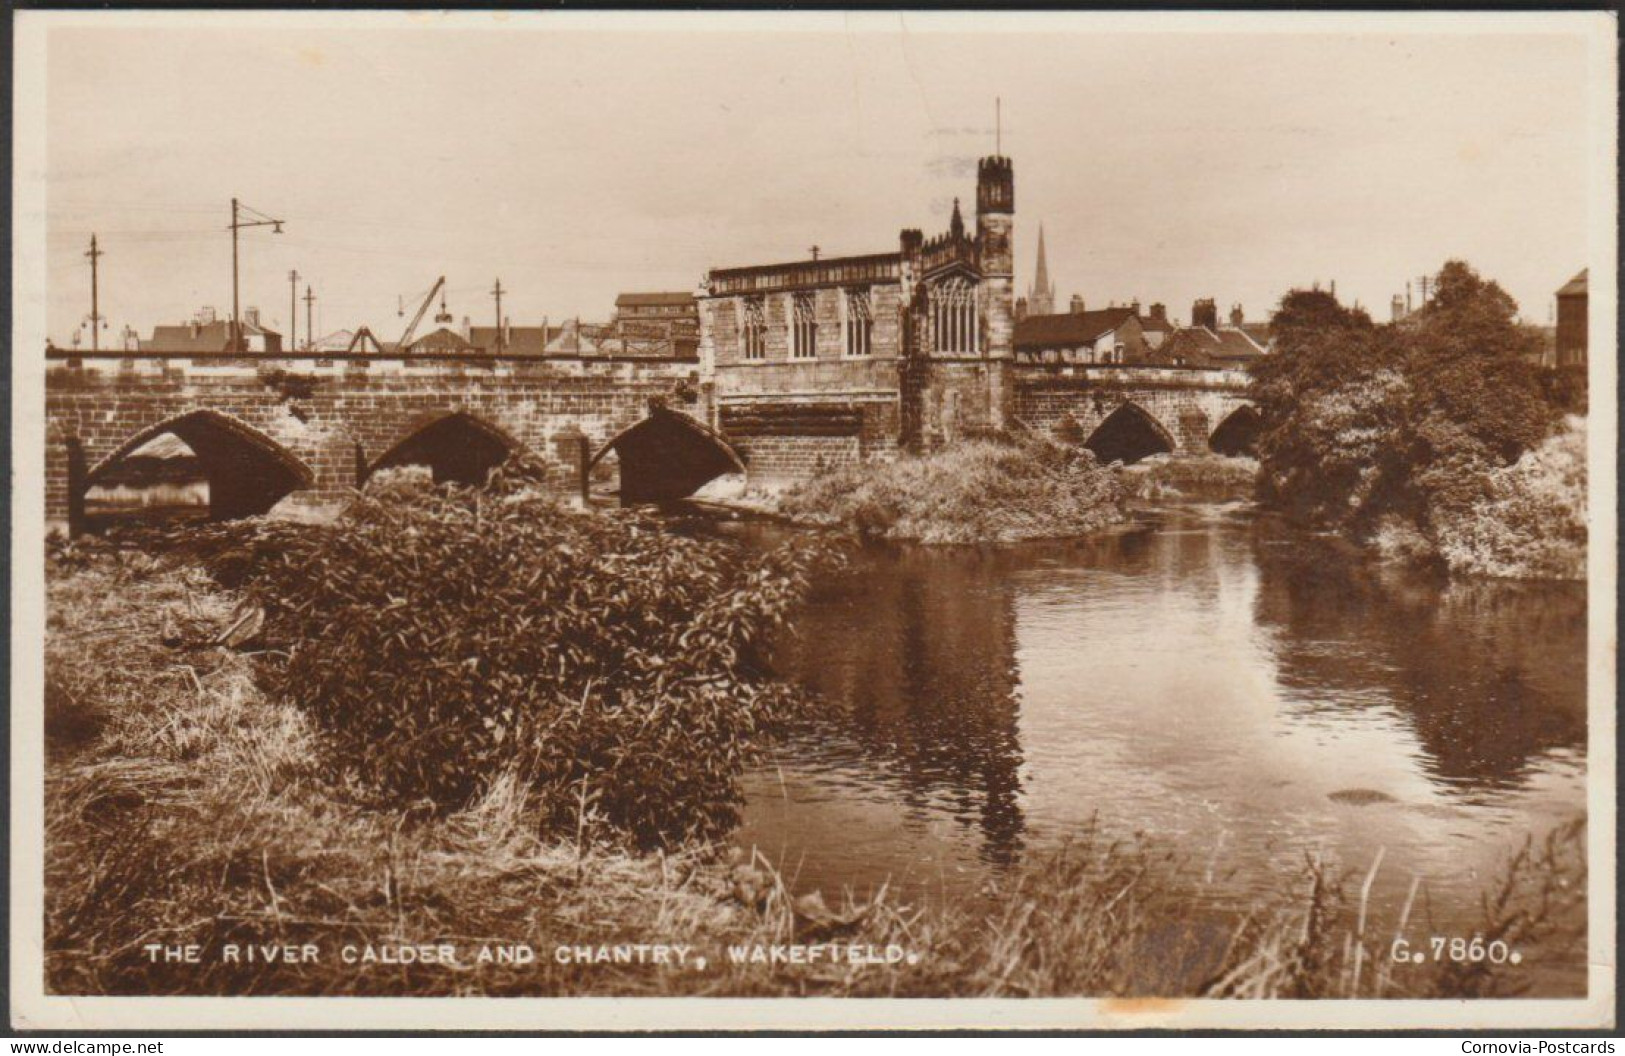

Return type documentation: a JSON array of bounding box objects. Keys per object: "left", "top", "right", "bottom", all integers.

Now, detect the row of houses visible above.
[{"left": 133, "top": 293, "right": 701, "bottom": 358}]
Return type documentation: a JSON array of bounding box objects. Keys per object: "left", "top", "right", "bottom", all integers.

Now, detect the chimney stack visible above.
[
  {"left": 1192, "top": 298, "right": 1218, "bottom": 331},
  {"left": 1229, "top": 304, "right": 1245, "bottom": 328},
  {"left": 1148, "top": 302, "right": 1168, "bottom": 324},
  {"left": 1070, "top": 294, "right": 1086, "bottom": 315},
  {"left": 244, "top": 306, "right": 260, "bottom": 329}
]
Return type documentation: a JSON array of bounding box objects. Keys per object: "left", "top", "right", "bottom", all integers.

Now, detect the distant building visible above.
[
  {"left": 141, "top": 306, "right": 283, "bottom": 353},
  {"left": 614, "top": 291, "right": 698, "bottom": 324},
  {"left": 1154, "top": 324, "right": 1267, "bottom": 369},
  {"left": 1555, "top": 269, "right": 1587, "bottom": 368},
  {"left": 1014, "top": 306, "right": 1146, "bottom": 365},
  {"left": 1139, "top": 302, "right": 1174, "bottom": 349},
  {"left": 1026, "top": 224, "right": 1055, "bottom": 318}
]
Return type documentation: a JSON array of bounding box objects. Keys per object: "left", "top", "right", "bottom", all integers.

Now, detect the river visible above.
[{"left": 724, "top": 500, "right": 1587, "bottom": 960}]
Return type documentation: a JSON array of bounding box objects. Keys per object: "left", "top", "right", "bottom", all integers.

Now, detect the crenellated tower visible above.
[{"left": 976, "top": 155, "right": 1015, "bottom": 430}]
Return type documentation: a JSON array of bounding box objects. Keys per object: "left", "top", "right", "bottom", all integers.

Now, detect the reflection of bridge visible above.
[
  {"left": 45, "top": 348, "right": 737, "bottom": 533},
  {"left": 45, "top": 348, "right": 1257, "bottom": 533}
]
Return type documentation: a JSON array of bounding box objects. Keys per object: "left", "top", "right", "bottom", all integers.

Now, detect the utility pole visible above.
[
  {"left": 491, "top": 278, "right": 505, "bottom": 352},
  {"left": 304, "top": 285, "right": 317, "bottom": 353},
  {"left": 84, "top": 234, "right": 104, "bottom": 352},
  {"left": 288, "top": 269, "right": 300, "bottom": 351},
  {"left": 229, "top": 197, "right": 284, "bottom": 352},
  {"left": 1415, "top": 274, "right": 1433, "bottom": 306}
]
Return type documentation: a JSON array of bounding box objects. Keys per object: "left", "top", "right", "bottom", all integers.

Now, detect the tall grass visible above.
[
  {"left": 44, "top": 550, "right": 1586, "bottom": 998},
  {"left": 778, "top": 435, "right": 1126, "bottom": 544}
]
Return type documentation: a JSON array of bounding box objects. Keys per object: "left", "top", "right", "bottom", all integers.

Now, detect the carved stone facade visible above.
[{"left": 699, "top": 155, "right": 1017, "bottom": 483}]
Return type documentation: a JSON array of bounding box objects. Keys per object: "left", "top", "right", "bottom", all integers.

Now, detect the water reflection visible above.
[
  {"left": 731, "top": 504, "right": 1586, "bottom": 928},
  {"left": 770, "top": 547, "right": 1028, "bottom": 865},
  {"left": 1250, "top": 526, "right": 1586, "bottom": 793}
]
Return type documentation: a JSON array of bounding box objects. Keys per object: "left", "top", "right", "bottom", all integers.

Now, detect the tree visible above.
[{"left": 1249, "top": 262, "right": 1561, "bottom": 540}]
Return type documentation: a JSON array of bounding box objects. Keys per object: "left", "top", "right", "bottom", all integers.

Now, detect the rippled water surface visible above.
[{"left": 728, "top": 503, "right": 1588, "bottom": 939}]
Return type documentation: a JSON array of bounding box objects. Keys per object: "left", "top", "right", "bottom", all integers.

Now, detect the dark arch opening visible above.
[
  {"left": 1084, "top": 402, "right": 1176, "bottom": 465},
  {"left": 85, "top": 410, "right": 313, "bottom": 527},
  {"left": 371, "top": 413, "right": 517, "bottom": 486},
  {"left": 590, "top": 406, "right": 745, "bottom": 504},
  {"left": 1209, "top": 405, "right": 1262, "bottom": 457}
]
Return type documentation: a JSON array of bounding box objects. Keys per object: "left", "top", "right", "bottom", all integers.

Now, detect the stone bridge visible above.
[
  {"left": 1013, "top": 366, "right": 1258, "bottom": 464},
  {"left": 44, "top": 348, "right": 732, "bottom": 534}
]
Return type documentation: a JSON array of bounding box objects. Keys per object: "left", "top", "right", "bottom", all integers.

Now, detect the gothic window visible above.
[
  {"left": 844, "top": 287, "right": 873, "bottom": 357},
  {"left": 930, "top": 277, "right": 978, "bottom": 355},
  {"left": 791, "top": 291, "right": 818, "bottom": 359},
  {"left": 741, "top": 296, "right": 766, "bottom": 360}
]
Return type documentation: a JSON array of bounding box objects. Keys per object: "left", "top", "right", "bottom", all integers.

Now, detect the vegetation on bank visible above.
[
  {"left": 1120, "top": 454, "right": 1259, "bottom": 504},
  {"left": 776, "top": 435, "right": 1127, "bottom": 545},
  {"left": 1250, "top": 261, "right": 1586, "bottom": 581},
  {"left": 46, "top": 527, "right": 1586, "bottom": 998}
]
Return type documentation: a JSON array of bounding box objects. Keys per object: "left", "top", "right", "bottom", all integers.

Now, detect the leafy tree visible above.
[{"left": 1249, "top": 261, "right": 1562, "bottom": 542}]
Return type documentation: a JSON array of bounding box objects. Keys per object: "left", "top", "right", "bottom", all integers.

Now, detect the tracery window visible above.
[
  {"left": 741, "top": 296, "right": 766, "bottom": 360},
  {"left": 791, "top": 291, "right": 818, "bottom": 359},
  {"left": 844, "top": 287, "right": 873, "bottom": 357},
  {"left": 930, "top": 277, "right": 978, "bottom": 355}
]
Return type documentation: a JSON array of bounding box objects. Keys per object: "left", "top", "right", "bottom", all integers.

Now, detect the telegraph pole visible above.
[
  {"left": 84, "top": 234, "right": 104, "bottom": 352},
  {"left": 304, "top": 285, "right": 317, "bottom": 352},
  {"left": 288, "top": 270, "right": 301, "bottom": 351},
  {"left": 229, "top": 197, "right": 284, "bottom": 351},
  {"left": 491, "top": 278, "right": 505, "bottom": 352}
]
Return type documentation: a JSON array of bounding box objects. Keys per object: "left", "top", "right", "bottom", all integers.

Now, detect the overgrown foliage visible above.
[
  {"left": 107, "top": 466, "right": 833, "bottom": 845},
  {"left": 44, "top": 556, "right": 1586, "bottom": 997},
  {"left": 778, "top": 434, "right": 1127, "bottom": 545},
  {"left": 1249, "top": 262, "right": 1581, "bottom": 579}
]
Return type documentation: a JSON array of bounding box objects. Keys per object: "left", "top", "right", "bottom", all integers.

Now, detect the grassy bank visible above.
[
  {"left": 46, "top": 538, "right": 1585, "bottom": 998},
  {"left": 776, "top": 435, "right": 1128, "bottom": 545},
  {"left": 1121, "top": 454, "right": 1259, "bottom": 504}
]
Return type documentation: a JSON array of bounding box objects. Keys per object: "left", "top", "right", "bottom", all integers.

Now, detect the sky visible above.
[{"left": 41, "top": 14, "right": 1600, "bottom": 346}]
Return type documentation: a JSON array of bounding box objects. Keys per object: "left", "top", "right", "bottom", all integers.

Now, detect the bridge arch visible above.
[
  {"left": 590, "top": 406, "right": 745, "bottom": 503},
  {"left": 1209, "top": 404, "right": 1262, "bottom": 457},
  {"left": 86, "top": 409, "right": 315, "bottom": 523},
  {"left": 1084, "top": 401, "right": 1177, "bottom": 465},
  {"left": 369, "top": 411, "right": 523, "bottom": 486}
]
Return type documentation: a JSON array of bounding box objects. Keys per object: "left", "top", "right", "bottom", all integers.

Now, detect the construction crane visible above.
[{"left": 396, "top": 276, "right": 446, "bottom": 351}]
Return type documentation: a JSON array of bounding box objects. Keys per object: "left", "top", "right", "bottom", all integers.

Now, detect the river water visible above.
[{"left": 726, "top": 500, "right": 1587, "bottom": 949}]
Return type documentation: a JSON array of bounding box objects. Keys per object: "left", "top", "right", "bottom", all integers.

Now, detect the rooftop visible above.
[{"left": 1015, "top": 308, "right": 1138, "bottom": 350}]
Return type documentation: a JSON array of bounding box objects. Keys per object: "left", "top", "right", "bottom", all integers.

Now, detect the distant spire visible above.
[
  {"left": 1029, "top": 223, "right": 1055, "bottom": 316},
  {"left": 949, "top": 197, "right": 965, "bottom": 240}
]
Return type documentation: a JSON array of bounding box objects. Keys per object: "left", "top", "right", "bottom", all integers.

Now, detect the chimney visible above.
[
  {"left": 1149, "top": 302, "right": 1168, "bottom": 324},
  {"left": 1229, "top": 304, "right": 1245, "bottom": 328},
  {"left": 1070, "top": 294, "right": 1086, "bottom": 315},
  {"left": 461, "top": 315, "right": 472, "bottom": 340},
  {"left": 244, "top": 306, "right": 260, "bottom": 329},
  {"left": 504, "top": 316, "right": 512, "bottom": 345},
  {"left": 1129, "top": 298, "right": 1141, "bottom": 315},
  {"left": 1192, "top": 298, "right": 1218, "bottom": 331},
  {"left": 1391, "top": 295, "right": 1405, "bottom": 322},
  {"left": 197, "top": 306, "right": 216, "bottom": 325},
  {"left": 1015, "top": 296, "right": 1028, "bottom": 322}
]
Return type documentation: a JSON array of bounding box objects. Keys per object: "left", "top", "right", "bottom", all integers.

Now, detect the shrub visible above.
[
  {"left": 778, "top": 434, "right": 1126, "bottom": 545},
  {"left": 187, "top": 471, "right": 831, "bottom": 846},
  {"left": 1432, "top": 417, "right": 1587, "bottom": 580}
]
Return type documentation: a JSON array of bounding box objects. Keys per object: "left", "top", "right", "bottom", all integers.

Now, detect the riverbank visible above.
[
  {"left": 45, "top": 535, "right": 1586, "bottom": 998},
  {"left": 754, "top": 435, "right": 1129, "bottom": 545}
]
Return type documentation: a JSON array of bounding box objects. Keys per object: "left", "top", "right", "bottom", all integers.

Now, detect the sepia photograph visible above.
[{"left": 8, "top": 8, "right": 1617, "bottom": 1033}]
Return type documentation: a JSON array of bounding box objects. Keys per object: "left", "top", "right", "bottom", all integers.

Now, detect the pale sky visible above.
[{"left": 42, "top": 15, "right": 1600, "bottom": 346}]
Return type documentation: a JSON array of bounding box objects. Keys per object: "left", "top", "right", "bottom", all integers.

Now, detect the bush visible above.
[
  {"left": 190, "top": 470, "right": 831, "bottom": 846},
  {"left": 1251, "top": 261, "right": 1576, "bottom": 578},
  {"left": 1432, "top": 417, "right": 1587, "bottom": 580},
  {"left": 778, "top": 434, "right": 1126, "bottom": 545}
]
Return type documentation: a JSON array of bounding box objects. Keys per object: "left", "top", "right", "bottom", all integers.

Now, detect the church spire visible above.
[{"left": 1029, "top": 223, "right": 1055, "bottom": 316}]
